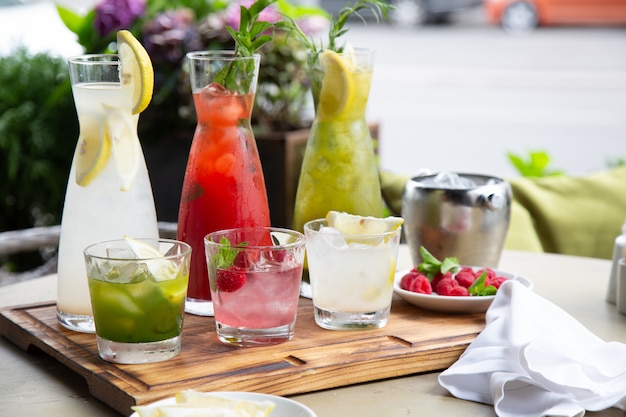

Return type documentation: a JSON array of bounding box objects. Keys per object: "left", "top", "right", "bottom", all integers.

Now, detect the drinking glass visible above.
[
  {"left": 84, "top": 238, "right": 191, "bottom": 364},
  {"left": 204, "top": 227, "right": 305, "bottom": 346},
  {"left": 57, "top": 54, "right": 159, "bottom": 333},
  {"left": 304, "top": 219, "right": 401, "bottom": 330}
]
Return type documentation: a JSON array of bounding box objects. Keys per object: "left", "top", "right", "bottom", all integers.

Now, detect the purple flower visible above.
[
  {"left": 295, "top": 16, "right": 330, "bottom": 36},
  {"left": 94, "top": 0, "right": 146, "bottom": 38},
  {"left": 223, "top": 0, "right": 281, "bottom": 30},
  {"left": 142, "top": 9, "right": 203, "bottom": 65}
]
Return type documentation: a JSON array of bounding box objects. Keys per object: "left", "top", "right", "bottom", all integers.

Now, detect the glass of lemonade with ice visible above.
[
  {"left": 84, "top": 238, "right": 191, "bottom": 364},
  {"left": 304, "top": 212, "right": 403, "bottom": 330},
  {"left": 204, "top": 227, "right": 305, "bottom": 346}
]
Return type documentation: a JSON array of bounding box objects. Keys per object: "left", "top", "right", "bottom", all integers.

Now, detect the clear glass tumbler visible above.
[
  {"left": 84, "top": 238, "right": 191, "bottom": 364},
  {"left": 204, "top": 227, "right": 305, "bottom": 346},
  {"left": 304, "top": 219, "right": 402, "bottom": 330}
]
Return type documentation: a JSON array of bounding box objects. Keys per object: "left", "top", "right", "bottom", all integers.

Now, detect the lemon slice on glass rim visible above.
[
  {"left": 326, "top": 210, "right": 404, "bottom": 236},
  {"left": 124, "top": 236, "right": 179, "bottom": 282}
]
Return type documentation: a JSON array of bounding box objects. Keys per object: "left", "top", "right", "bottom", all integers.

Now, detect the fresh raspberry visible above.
[
  {"left": 233, "top": 250, "right": 260, "bottom": 268},
  {"left": 216, "top": 269, "right": 246, "bottom": 292},
  {"left": 486, "top": 275, "right": 507, "bottom": 289},
  {"left": 439, "top": 283, "right": 470, "bottom": 296},
  {"left": 475, "top": 268, "right": 496, "bottom": 282},
  {"left": 455, "top": 267, "right": 477, "bottom": 288},
  {"left": 434, "top": 275, "right": 453, "bottom": 293},
  {"left": 399, "top": 270, "right": 419, "bottom": 289},
  {"left": 267, "top": 248, "right": 286, "bottom": 263},
  {"left": 431, "top": 271, "right": 452, "bottom": 291},
  {"left": 400, "top": 270, "right": 432, "bottom": 294},
  {"left": 435, "top": 275, "right": 469, "bottom": 296}
]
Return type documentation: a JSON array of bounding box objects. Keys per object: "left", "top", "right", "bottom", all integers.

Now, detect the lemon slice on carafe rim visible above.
[
  {"left": 108, "top": 30, "right": 153, "bottom": 190},
  {"left": 117, "top": 29, "right": 154, "bottom": 115},
  {"left": 317, "top": 49, "right": 355, "bottom": 120}
]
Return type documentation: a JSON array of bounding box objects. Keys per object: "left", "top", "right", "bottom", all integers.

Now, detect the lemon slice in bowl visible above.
[
  {"left": 75, "top": 118, "right": 111, "bottom": 186},
  {"left": 133, "top": 391, "right": 276, "bottom": 417},
  {"left": 326, "top": 211, "right": 404, "bottom": 235},
  {"left": 124, "top": 236, "right": 178, "bottom": 282},
  {"left": 116, "top": 29, "right": 154, "bottom": 115},
  {"left": 317, "top": 49, "right": 355, "bottom": 120},
  {"left": 103, "top": 104, "right": 140, "bottom": 191},
  {"left": 176, "top": 391, "right": 275, "bottom": 417}
]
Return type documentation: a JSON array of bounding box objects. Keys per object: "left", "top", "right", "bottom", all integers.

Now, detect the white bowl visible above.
[
  {"left": 130, "top": 391, "right": 317, "bottom": 417},
  {"left": 393, "top": 267, "right": 533, "bottom": 314}
]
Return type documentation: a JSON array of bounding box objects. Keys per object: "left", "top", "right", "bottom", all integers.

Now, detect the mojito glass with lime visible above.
[{"left": 84, "top": 238, "right": 191, "bottom": 364}]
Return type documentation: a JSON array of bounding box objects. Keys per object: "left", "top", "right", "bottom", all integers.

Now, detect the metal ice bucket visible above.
[{"left": 401, "top": 172, "right": 511, "bottom": 268}]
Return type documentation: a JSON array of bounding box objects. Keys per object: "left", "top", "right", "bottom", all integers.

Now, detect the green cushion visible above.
[{"left": 507, "top": 166, "right": 626, "bottom": 260}]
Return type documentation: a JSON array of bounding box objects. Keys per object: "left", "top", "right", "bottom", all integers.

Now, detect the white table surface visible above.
[{"left": 1, "top": 247, "right": 625, "bottom": 417}]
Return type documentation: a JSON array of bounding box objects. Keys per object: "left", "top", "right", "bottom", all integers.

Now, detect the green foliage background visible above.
[{"left": 0, "top": 48, "right": 78, "bottom": 233}]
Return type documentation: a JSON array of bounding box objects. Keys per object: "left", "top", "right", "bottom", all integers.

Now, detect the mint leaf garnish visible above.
[
  {"left": 215, "top": 0, "right": 279, "bottom": 93},
  {"left": 213, "top": 237, "right": 239, "bottom": 269},
  {"left": 441, "top": 257, "right": 460, "bottom": 275},
  {"left": 417, "top": 246, "right": 459, "bottom": 280},
  {"left": 213, "top": 237, "right": 249, "bottom": 269},
  {"left": 468, "top": 271, "right": 498, "bottom": 296}
]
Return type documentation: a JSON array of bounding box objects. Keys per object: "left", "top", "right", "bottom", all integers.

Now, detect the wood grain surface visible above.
[{"left": 0, "top": 297, "right": 484, "bottom": 416}]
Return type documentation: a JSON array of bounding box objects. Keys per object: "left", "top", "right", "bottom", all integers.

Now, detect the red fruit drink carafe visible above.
[{"left": 178, "top": 51, "right": 271, "bottom": 316}]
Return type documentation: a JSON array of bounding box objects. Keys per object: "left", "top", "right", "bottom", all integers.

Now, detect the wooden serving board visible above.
[{"left": 0, "top": 297, "right": 484, "bottom": 416}]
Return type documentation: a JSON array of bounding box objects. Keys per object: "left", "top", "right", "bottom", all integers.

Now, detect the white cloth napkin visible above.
[{"left": 439, "top": 280, "right": 626, "bottom": 417}]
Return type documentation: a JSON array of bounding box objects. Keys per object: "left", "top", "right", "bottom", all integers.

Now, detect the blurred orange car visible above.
[{"left": 485, "top": 0, "right": 626, "bottom": 31}]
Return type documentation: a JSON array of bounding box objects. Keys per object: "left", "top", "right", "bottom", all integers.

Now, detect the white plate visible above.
[
  {"left": 130, "top": 391, "right": 317, "bottom": 417},
  {"left": 393, "top": 267, "right": 533, "bottom": 314}
]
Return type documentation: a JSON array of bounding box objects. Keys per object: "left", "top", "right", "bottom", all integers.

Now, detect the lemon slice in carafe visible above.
[
  {"left": 103, "top": 104, "right": 140, "bottom": 191},
  {"left": 75, "top": 117, "right": 111, "bottom": 186}
]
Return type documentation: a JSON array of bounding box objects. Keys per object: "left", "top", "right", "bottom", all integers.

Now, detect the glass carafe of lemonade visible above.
[
  {"left": 177, "top": 51, "right": 271, "bottom": 316},
  {"left": 57, "top": 54, "right": 158, "bottom": 333},
  {"left": 292, "top": 48, "right": 383, "bottom": 233}
]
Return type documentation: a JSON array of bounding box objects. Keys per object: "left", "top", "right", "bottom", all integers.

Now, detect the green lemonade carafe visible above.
[{"left": 293, "top": 47, "right": 383, "bottom": 233}]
